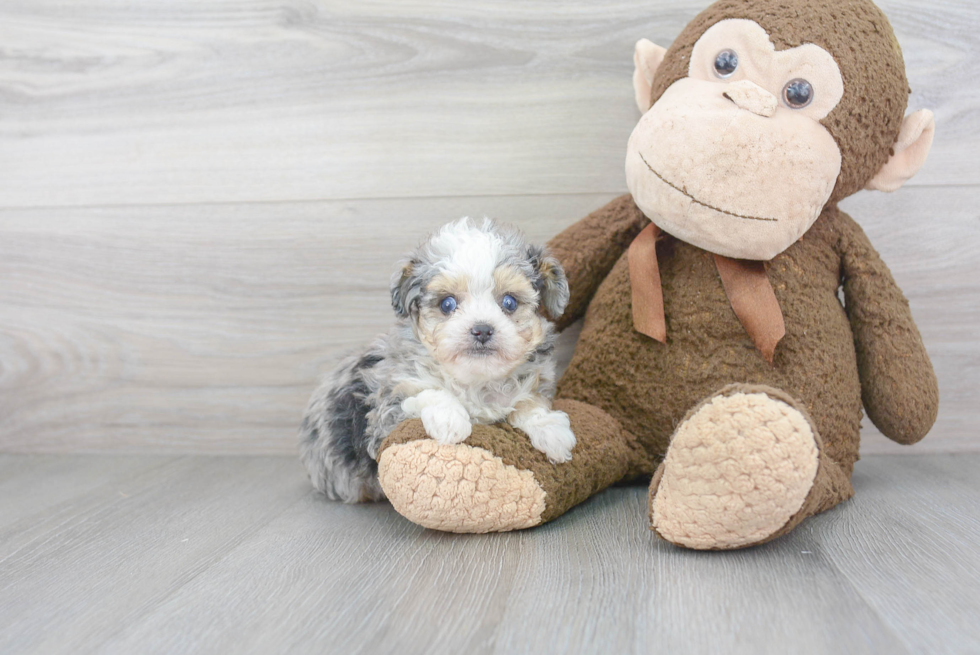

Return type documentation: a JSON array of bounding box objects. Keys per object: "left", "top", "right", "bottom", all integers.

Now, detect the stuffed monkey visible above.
[{"left": 374, "top": 0, "right": 938, "bottom": 549}]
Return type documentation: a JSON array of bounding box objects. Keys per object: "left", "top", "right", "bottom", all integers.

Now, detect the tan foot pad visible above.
[
  {"left": 651, "top": 391, "right": 819, "bottom": 550},
  {"left": 377, "top": 439, "right": 547, "bottom": 533}
]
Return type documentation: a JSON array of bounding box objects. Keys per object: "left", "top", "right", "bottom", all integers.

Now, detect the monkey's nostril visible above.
[
  {"left": 471, "top": 323, "right": 494, "bottom": 344},
  {"left": 721, "top": 80, "right": 777, "bottom": 118}
]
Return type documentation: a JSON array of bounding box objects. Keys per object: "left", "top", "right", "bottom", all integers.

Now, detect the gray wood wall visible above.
[{"left": 1, "top": 0, "right": 977, "bottom": 455}]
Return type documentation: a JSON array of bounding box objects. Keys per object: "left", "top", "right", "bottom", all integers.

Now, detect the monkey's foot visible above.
[
  {"left": 649, "top": 384, "right": 831, "bottom": 550},
  {"left": 376, "top": 400, "right": 636, "bottom": 533}
]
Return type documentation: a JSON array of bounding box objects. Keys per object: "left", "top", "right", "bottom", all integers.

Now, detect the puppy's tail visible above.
[{"left": 299, "top": 351, "right": 386, "bottom": 503}]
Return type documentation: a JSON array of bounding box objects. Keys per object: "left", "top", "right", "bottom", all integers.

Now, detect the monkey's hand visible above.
[
  {"left": 838, "top": 211, "right": 938, "bottom": 445},
  {"left": 401, "top": 390, "right": 472, "bottom": 445}
]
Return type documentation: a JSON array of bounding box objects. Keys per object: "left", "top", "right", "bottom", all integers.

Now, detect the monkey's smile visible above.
[{"left": 639, "top": 152, "right": 777, "bottom": 222}]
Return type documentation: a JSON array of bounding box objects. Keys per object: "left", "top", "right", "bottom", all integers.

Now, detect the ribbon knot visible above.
[{"left": 627, "top": 223, "right": 786, "bottom": 365}]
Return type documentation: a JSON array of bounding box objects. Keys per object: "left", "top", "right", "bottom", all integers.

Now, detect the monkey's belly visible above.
[{"left": 555, "top": 240, "right": 863, "bottom": 472}]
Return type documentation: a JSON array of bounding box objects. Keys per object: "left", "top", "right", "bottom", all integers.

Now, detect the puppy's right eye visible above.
[{"left": 439, "top": 296, "right": 457, "bottom": 314}]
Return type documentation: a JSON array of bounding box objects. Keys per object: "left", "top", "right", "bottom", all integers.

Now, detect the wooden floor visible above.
[
  {"left": 1, "top": 453, "right": 978, "bottom": 655},
  {"left": 2, "top": 2, "right": 978, "bottom": 653}
]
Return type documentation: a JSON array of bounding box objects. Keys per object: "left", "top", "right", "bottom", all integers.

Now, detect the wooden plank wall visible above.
[{"left": 1, "top": 0, "right": 977, "bottom": 454}]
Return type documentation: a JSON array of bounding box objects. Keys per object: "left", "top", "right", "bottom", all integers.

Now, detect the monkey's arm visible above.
[
  {"left": 837, "top": 211, "right": 938, "bottom": 445},
  {"left": 546, "top": 194, "right": 649, "bottom": 331}
]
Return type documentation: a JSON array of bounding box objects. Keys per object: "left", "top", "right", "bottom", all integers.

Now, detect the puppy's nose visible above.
[{"left": 471, "top": 323, "right": 494, "bottom": 344}]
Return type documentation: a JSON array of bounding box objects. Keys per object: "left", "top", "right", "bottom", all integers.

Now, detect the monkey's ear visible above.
[
  {"left": 866, "top": 110, "right": 936, "bottom": 192},
  {"left": 390, "top": 260, "right": 422, "bottom": 317},
  {"left": 633, "top": 39, "right": 667, "bottom": 113},
  {"left": 528, "top": 246, "right": 570, "bottom": 320}
]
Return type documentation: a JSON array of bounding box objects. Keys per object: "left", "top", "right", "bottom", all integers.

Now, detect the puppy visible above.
[{"left": 299, "top": 217, "right": 574, "bottom": 503}]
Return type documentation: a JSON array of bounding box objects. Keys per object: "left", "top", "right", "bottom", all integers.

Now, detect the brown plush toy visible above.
[{"left": 375, "top": 0, "right": 939, "bottom": 549}]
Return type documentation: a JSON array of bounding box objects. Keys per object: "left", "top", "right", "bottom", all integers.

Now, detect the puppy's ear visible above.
[
  {"left": 527, "top": 246, "right": 569, "bottom": 320},
  {"left": 391, "top": 259, "right": 422, "bottom": 317}
]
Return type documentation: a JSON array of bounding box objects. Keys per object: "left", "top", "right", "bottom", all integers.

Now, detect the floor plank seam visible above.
[
  {"left": 0, "top": 182, "right": 970, "bottom": 213},
  {"left": 818, "top": 538, "right": 917, "bottom": 655},
  {"left": 0, "top": 456, "right": 186, "bottom": 569},
  {"left": 88, "top": 487, "right": 317, "bottom": 651}
]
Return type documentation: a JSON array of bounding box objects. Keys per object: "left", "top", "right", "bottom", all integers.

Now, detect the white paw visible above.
[
  {"left": 400, "top": 396, "right": 422, "bottom": 417},
  {"left": 420, "top": 403, "right": 472, "bottom": 445},
  {"left": 519, "top": 410, "right": 576, "bottom": 463}
]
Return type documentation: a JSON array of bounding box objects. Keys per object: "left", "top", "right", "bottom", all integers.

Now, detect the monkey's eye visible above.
[
  {"left": 439, "top": 296, "right": 457, "bottom": 314},
  {"left": 783, "top": 79, "right": 814, "bottom": 108},
  {"left": 501, "top": 295, "right": 518, "bottom": 313},
  {"left": 713, "top": 49, "right": 738, "bottom": 78}
]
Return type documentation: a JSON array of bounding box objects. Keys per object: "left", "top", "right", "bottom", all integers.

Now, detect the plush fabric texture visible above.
[
  {"left": 648, "top": 0, "right": 909, "bottom": 204},
  {"left": 627, "top": 223, "right": 666, "bottom": 342},
  {"left": 633, "top": 38, "right": 667, "bottom": 112},
  {"left": 865, "top": 109, "right": 936, "bottom": 192},
  {"left": 721, "top": 79, "right": 776, "bottom": 117},
  {"left": 378, "top": 436, "right": 547, "bottom": 533},
  {"left": 666, "top": 385, "right": 857, "bottom": 548},
  {"left": 649, "top": 385, "right": 821, "bottom": 550},
  {"left": 556, "top": 196, "right": 855, "bottom": 472},
  {"left": 626, "top": 24, "right": 845, "bottom": 259},
  {"left": 550, "top": 195, "right": 648, "bottom": 332},
  {"left": 378, "top": 400, "right": 644, "bottom": 529},
  {"left": 688, "top": 20, "right": 845, "bottom": 121},
  {"left": 378, "top": 192, "right": 934, "bottom": 538},
  {"left": 839, "top": 212, "right": 939, "bottom": 443},
  {"left": 628, "top": 221, "right": 789, "bottom": 362},
  {"left": 712, "top": 254, "right": 785, "bottom": 364},
  {"left": 374, "top": 0, "right": 937, "bottom": 547},
  {"left": 554, "top": 195, "right": 936, "bottom": 472}
]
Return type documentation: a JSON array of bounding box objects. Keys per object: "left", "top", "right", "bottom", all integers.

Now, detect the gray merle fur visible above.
[{"left": 299, "top": 218, "right": 568, "bottom": 503}]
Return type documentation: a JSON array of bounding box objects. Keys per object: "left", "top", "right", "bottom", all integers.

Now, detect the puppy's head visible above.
[{"left": 391, "top": 218, "right": 569, "bottom": 384}]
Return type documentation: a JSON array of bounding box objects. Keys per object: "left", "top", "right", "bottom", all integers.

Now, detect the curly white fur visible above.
[{"left": 299, "top": 218, "right": 573, "bottom": 502}]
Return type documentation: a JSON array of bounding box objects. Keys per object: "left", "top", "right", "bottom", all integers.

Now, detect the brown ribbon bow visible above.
[{"left": 628, "top": 223, "right": 786, "bottom": 365}]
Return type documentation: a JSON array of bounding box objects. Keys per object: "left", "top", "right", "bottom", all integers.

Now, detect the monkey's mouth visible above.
[{"left": 638, "top": 152, "right": 777, "bottom": 223}]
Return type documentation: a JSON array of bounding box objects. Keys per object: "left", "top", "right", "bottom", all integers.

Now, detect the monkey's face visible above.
[{"left": 626, "top": 19, "right": 845, "bottom": 260}]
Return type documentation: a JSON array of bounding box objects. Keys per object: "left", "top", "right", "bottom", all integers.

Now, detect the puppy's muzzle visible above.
[{"left": 470, "top": 323, "right": 494, "bottom": 344}]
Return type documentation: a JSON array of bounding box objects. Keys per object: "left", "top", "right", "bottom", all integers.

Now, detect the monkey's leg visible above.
[
  {"left": 649, "top": 384, "right": 854, "bottom": 550},
  {"left": 376, "top": 400, "right": 645, "bottom": 533}
]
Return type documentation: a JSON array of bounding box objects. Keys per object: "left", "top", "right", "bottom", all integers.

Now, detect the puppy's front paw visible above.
[
  {"left": 402, "top": 390, "right": 473, "bottom": 444},
  {"left": 400, "top": 395, "right": 422, "bottom": 417},
  {"left": 420, "top": 403, "right": 472, "bottom": 445},
  {"left": 520, "top": 410, "right": 576, "bottom": 463}
]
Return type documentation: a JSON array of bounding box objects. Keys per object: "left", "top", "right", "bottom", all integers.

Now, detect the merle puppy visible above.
[{"left": 300, "top": 218, "right": 574, "bottom": 502}]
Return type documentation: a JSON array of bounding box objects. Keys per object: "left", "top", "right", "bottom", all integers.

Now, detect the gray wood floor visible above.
[
  {"left": 2, "top": 2, "right": 978, "bottom": 653},
  {"left": 1, "top": 453, "right": 978, "bottom": 655}
]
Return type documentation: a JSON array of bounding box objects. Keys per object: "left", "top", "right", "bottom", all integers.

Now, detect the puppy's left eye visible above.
[
  {"left": 440, "top": 296, "right": 457, "bottom": 314},
  {"left": 501, "top": 295, "right": 517, "bottom": 313}
]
